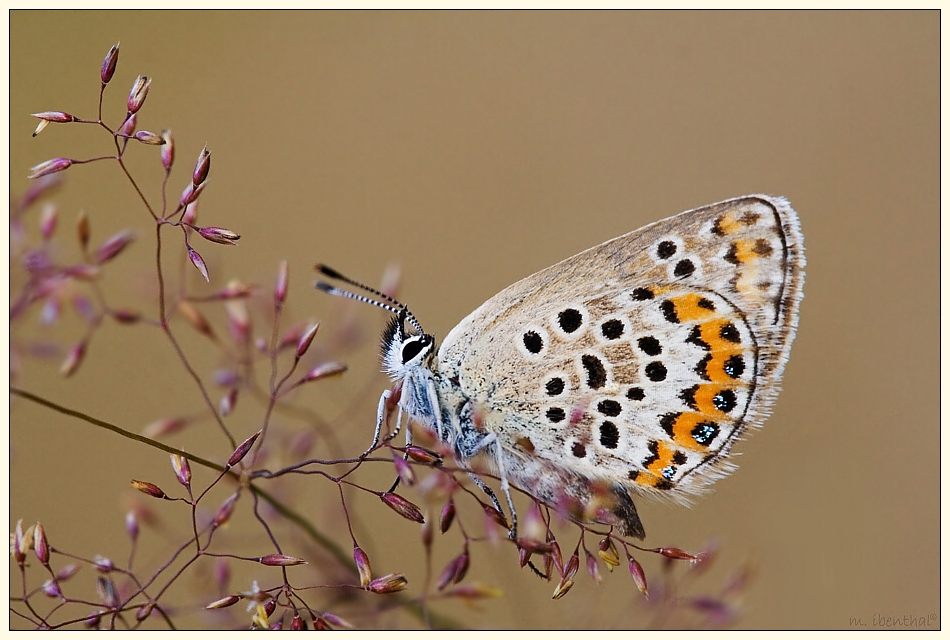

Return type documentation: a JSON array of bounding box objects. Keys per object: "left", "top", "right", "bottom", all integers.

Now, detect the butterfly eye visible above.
[{"left": 401, "top": 337, "right": 429, "bottom": 364}]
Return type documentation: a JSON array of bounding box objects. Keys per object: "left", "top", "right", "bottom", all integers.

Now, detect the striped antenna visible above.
[{"left": 314, "top": 264, "right": 424, "bottom": 333}]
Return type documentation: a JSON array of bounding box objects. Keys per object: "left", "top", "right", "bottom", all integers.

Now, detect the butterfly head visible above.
[{"left": 380, "top": 309, "right": 435, "bottom": 378}]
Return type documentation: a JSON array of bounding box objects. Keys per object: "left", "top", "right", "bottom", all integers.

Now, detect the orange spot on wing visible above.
[
  {"left": 716, "top": 211, "right": 743, "bottom": 235},
  {"left": 670, "top": 293, "right": 718, "bottom": 322},
  {"left": 704, "top": 351, "right": 744, "bottom": 383},
  {"left": 730, "top": 239, "right": 764, "bottom": 265},
  {"left": 697, "top": 318, "right": 742, "bottom": 353},
  {"left": 666, "top": 412, "right": 715, "bottom": 451},
  {"left": 638, "top": 441, "right": 679, "bottom": 485},
  {"left": 692, "top": 384, "right": 736, "bottom": 417}
]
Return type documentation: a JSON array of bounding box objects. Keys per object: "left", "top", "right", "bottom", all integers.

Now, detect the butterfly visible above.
[{"left": 316, "top": 195, "right": 804, "bottom": 539}]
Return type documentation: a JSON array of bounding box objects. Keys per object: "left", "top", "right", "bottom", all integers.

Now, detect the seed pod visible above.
[
  {"left": 197, "top": 226, "right": 240, "bottom": 245},
  {"left": 353, "top": 545, "right": 372, "bottom": 587},
  {"left": 127, "top": 75, "right": 151, "bottom": 114},
  {"left": 259, "top": 554, "right": 307, "bottom": 567},
  {"left": 380, "top": 492, "right": 425, "bottom": 523},
  {"left": 100, "top": 43, "right": 119, "bottom": 84},
  {"left": 367, "top": 573, "right": 408, "bottom": 594},
  {"left": 192, "top": 145, "right": 211, "bottom": 186},
  {"left": 187, "top": 247, "right": 209, "bottom": 282},
  {"left": 130, "top": 480, "right": 166, "bottom": 499},
  {"left": 160, "top": 129, "right": 175, "bottom": 171},
  {"left": 28, "top": 158, "right": 71, "bottom": 180}
]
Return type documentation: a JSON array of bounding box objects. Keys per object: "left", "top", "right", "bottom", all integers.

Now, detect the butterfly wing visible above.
[{"left": 436, "top": 195, "right": 804, "bottom": 535}]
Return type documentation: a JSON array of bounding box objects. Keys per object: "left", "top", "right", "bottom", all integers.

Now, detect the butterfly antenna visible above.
[{"left": 315, "top": 264, "right": 425, "bottom": 333}]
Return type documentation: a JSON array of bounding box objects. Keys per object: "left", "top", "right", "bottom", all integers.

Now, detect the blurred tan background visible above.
[{"left": 9, "top": 11, "right": 938, "bottom": 630}]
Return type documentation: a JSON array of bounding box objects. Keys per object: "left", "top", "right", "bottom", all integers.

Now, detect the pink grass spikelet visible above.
[
  {"left": 367, "top": 573, "right": 409, "bottom": 594},
  {"left": 219, "top": 388, "right": 238, "bottom": 416},
  {"left": 187, "top": 247, "right": 209, "bottom": 282},
  {"left": 127, "top": 75, "right": 151, "bottom": 114},
  {"left": 227, "top": 430, "right": 261, "bottom": 468},
  {"left": 192, "top": 145, "right": 211, "bottom": 186},
  {"left": 483, "top": 504, "right": 509, "bottom": 531},
  {"left": 39, "top": 204, "right": 58, "bottom": 239},
  {"left": 321, "top": 612, "right": 353, "bottom": 628},
  {"left": 100, "top": 43, "right": 119, "bottom": 84},
  {"left": 134, "top": 130, "right": 163, "bottom": 145},
  {"left": 275, "top": 260, "right": 289, "bottom": 305},
  {"left": 585, "top": 548, "right": 602, "bottom": 583},
  {"left": 214, "top": 493, "right": 239, "bottom": 527},
  {"left": 295, "top": 323, "right": 319, "bottom": 359},
  {"left": 32, "top": 111, "right": 76, "bottom": 123},
  {"left": 56, "top": 564, "right": 80, "bottom": 581},
  {"left": 406, "top": 445, "right": 442, "bottom": 464},
  {"left": 652, "top": 546, "right": 697, "bottom": 561},
  {"left": 516, "top": 538, "right": 554, "bottom": 555},
  {"left": 96, "top": 576, "right": 119, "bottom": 609},
  {"left": 19, "top": 174, "right": 62, "bottom": 210},
  {"left": 259, "top": 554, "right": 307, "bottom": 567},
  {"left": 93, "top": 555, "right": 114, "bottom": 573},
  {"left": 182, "top": 200, "right": 198, "bottom": 225},
  {"left": 353, "top": 545, "right": 373, "bottom": 586},
  {"left": 179, "top": 181, "right": 207, "bottom": 208},
  {"left": 125, "top": 511, "right": 138, "bottom": 541},
  {"left": 95, "top": 230, "right": 136, "bottom": 264},
  {"left": 130, "top": 479, "right": 167, "bottom": 500},
  {"left": 170, "top": 454, "right": 192, "bottom": 487},
  {"left": 551, "top": 577, "right": 575, "bottom": 600},
  {"left": 392, "top": 452, "right": 416, "bottom": 486},
  {"left": 628, "top": 554, "right": 648, "bottom": 596},
  {"left": 28, "top": 158, "right": 71, "bottom": 180},
  {"left": 60, "top": 342, "right": 87, "bottom": 377},
  {"left": 65, "top": 264, "right": 100, "bottom": 281},
  {"left": 12, "top": 520, "right": 31, "bottom": 565},
  {"left": 118, "top": 112, "right": 137, "bottom": 137},
  {"left": 32, "top": 522, "right": 50, "bottom": 566},
  {"left": 42, "top": 579, "right": 62, "bottom": 599},
  {"left": 301, "top": 361, "right": 347, "bottom": 383},
  {"left": 563, "top": 549, "right": 580, "bottom": 581},
  {"left": 436, "top": 551, "right": 469, "bottom": 590},
  {"left": 380, "top": 492, "right": 425, "bottom": 524},
  {"left": 439, "top": 501, "right": 456, "bottom": 534},
  {"left": 160, "top": 129, "right": 174, "bottom": 170},
  {"left": 197, "top": 226, "right": 240, "bottom": 245},
  {"left": 84, "top": 611, "right": 102, "bottom": 629}
]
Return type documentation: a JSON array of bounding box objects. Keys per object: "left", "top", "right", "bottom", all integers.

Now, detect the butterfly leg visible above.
[
  {"left": 462, "top": 434, "right": 518, "bottom": 540},
  {"left": 489, "top": 440, "right": 519, "bottom": 541},
  {"left": 364, "top": 389, "right": 392, "bottom": 457},
  {"left": 467, "top": 472, "right": 515, "bottom": 538}
]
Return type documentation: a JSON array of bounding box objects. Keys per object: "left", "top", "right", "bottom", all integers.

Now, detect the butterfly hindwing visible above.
[{"left": 436, "top": 196, "right": 804, "bottom": 517}]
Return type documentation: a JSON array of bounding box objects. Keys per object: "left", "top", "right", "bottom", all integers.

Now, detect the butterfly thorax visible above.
[{"left": 381, "top": 315, "right": 490, "bottom": 462}]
